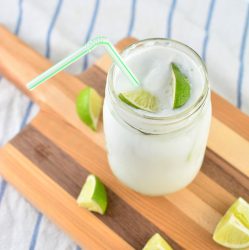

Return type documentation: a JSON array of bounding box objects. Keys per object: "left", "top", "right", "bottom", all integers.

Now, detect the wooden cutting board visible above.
[{"left": 0, "top": 25, "right": 249, "bottom": 250}]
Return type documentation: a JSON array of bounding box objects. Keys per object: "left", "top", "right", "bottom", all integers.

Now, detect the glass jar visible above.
[{"left": 103, "top": 38, "right": 211, "bottom": 196}]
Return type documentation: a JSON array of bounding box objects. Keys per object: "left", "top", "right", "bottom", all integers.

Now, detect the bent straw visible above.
[{"left": 27, "top": 36, "right": 140, "bottom": 90}]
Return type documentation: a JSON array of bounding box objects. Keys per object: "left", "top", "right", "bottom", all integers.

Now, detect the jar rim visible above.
[{"left": 107, "top": 38, "right": 209, "bottom": 124}]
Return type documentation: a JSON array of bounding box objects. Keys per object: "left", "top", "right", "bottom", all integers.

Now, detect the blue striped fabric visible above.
[
  {"left": 166, "top": 0, "right": 177, "bottom": 38},
  {"left": 82, "top": 0, "right": 100, "bottom": 70},
  {"left": 127, "top": 0, "right": 137, "bottom": 36},
  {"left": 45, "top": 0, "right": 64, "bottom": 58},
  {"left": 0, "top": 0, "right": 25, "bottom": 206},
  {"left": 237, "top": 3, "right": 249, "bottom": 108},
  {"left": 76, "top": 245, "right": 81, "bottom": 250},
  {"left": 14, "top": 0, "right": 23, "bottom": 35},
  {"left": 19, "top": 101, "right": 33, "bottom": 130},
  {"left": 0, "top": 181, "right": 7, "bottom": 205},
  {"left": 29, "top": 213, "right": 43, "bottom": 250},
  {"left": 202, "top": 0, "right": 216, "bottom": 61}
]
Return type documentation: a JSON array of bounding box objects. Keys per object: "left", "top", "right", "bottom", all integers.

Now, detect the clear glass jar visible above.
[{"left": 103, "top": 39, "right": 211, "bottom": 196}]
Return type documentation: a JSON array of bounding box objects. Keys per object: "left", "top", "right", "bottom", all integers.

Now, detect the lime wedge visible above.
[
  {"left": 213, "top": 197, "right": 249, "bottom": 249},
  {"left": 76, "top": 87, "right": 103, "bottom": 131},
  {"left": 171, "top": 63, "right": 191, "bottom": 109},
  {"left": 119, "top": 88, "right": 158, "bottom": 112},
  {"left": 143, "top": 233, "right": 173, "bottom": 250},
  {"left": 77, "top": 175, "right": 108, "bottom": 215}
]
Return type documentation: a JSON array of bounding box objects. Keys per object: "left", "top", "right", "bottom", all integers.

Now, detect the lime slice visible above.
[
  {"left": 171, "top": 63, "right": 191, "bottom": 109},
  {"left": 119, "top": 88, "right": 158, "bottom": 112},
  {"left": 227, "top": 198, "right": 249, "bottom": 229},
  {"left": 77, "top": 175, "right": 108, "bottom": 215},
  {"left": 143, "top": 233, "right": 173, "bottom": 250},
  {"left": 213, "top": 197, "right": 249, "bottom": 249},
  {"left": 76, "top": 87, "right": 103, "bottom": 131}
]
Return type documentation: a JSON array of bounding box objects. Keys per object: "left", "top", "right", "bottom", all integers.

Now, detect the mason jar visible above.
[{"left": 103, "top": 38, "right": 211, "bottom": 196}]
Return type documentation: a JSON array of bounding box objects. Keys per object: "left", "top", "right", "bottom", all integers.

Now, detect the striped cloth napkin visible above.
[{"left": 0, "top": 0, "right": 248, "bottom": 249}]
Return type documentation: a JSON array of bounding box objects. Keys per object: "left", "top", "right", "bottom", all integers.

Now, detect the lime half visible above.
[
  {"left": 77, "top": 175, "right": 108, "bottom": 215},
  {"left": 213, "top": 197, "right": 249, "bottom": 249},
  {"left": 76, "top": 87, "right": 103, "bottom": 131},
  {"left": 143, "top": 233, "right": 173, "bottom": 250},
  {"left": 171, "top": 63, "right": 191, "bottom": 109},
  {"left": 119, "top": 88, "right": 158, "bottom": 112}
]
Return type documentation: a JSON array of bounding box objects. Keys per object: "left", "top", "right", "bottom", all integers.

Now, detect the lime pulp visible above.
[
  {"left": 77, "top": 175, "right": 108, "bottom": 215},
  {"left": 213, "top": 197, "right": 249, "bottom": 249},
  {"left": 143, "top": 233, "right": 173, "bottom": 250},
  {"left": 171, "top": 63, "right": 191, "bottom": 109},
  {"left": 76, "top": 87, "right": 103, "bottom": 131},
  {"left": 119, "top": 88, "right": 158, "bottom": 112}
]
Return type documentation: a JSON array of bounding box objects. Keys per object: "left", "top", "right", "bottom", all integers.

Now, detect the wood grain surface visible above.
[{"left": 0, "top": 25, "right": 249, "bottom": 249}]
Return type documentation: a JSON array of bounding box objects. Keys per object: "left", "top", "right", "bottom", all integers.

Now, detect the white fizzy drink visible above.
[{"left": 103, "top": 39, "right": 211, "bottom": 196}]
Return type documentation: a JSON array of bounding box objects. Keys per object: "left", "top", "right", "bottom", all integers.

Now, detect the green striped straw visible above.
[{"left": 27, "top": 36, "right": 140, "bottom": 90}]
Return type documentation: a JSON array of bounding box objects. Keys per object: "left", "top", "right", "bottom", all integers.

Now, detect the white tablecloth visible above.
[{"left": 0, "top": 0, "right": 248, "bottom": 249}]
